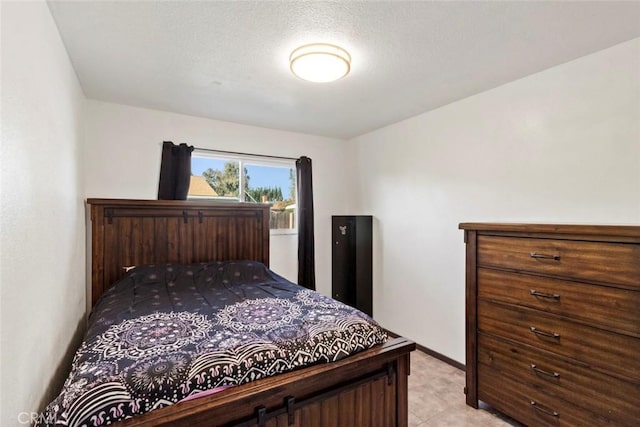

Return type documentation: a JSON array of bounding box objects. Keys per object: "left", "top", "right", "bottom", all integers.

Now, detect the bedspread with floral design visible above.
[{"left": 39, "top": 261, "right": 387, "bottom": 426}]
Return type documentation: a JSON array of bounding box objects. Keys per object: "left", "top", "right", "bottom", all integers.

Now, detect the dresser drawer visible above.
[
  {"left": 477, "top": 235, "right": 640, "bottom": 288},
  {"left": 478, "top": 268, "right": 640, "bottom": 337},
  {"left": 478, "top": 364, "right": 617, "bottom": 426},
  {"left": 478, "top": 333, "right": 640, "bottom": 425},
  {"left": 478, "top": 300, "right": 640, "bottom": 382}
]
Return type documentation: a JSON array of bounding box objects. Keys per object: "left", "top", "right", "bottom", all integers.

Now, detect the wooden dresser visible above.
[{"left": 459, "top": 223, "right": 640, "bottom": 426}]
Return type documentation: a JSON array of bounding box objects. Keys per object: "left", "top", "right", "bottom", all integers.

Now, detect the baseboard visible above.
[{"left": 385, "top": 329, "right": 465, "bottom": 371}]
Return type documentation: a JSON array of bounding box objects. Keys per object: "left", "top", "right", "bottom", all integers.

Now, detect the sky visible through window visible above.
[{"left": 192, "top": 157, "right": 294, "bottom": 199}]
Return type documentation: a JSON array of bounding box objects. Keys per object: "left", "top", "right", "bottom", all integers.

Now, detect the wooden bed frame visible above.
[{"left": 88, "top": 199, "right": 415, "bottom": 427}]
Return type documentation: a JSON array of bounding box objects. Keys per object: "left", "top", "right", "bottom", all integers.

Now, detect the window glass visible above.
[
  {"left": 192, "top": 157, "right": 240, "bottom": 199},
  {"left": 189, "top": 151, "right": 296, "bottom": 233}
]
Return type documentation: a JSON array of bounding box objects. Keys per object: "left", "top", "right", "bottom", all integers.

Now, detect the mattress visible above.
[{"left": 40, "top": 261, "right": 387, "bottom": 426}]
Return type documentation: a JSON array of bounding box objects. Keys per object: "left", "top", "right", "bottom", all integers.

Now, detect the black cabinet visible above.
[{"left": 332, "top": 216, "right": 372, "bottom": 316}]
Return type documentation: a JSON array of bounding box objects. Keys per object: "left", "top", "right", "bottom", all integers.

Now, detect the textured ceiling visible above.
[{"left": 48, "top": 1, "right": 640, "bottom": 139}]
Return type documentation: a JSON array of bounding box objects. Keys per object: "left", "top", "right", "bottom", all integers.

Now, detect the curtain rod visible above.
[{"left": 194, "top": 147, "right": 298, "bottom": 161}]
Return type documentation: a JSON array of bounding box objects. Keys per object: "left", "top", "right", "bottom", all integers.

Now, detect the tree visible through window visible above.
[
  {"left": 202, "top": 160, "right": 243, "bottom": 198},
  {"left": 189, "top": 151, "right": 297, "bottom": 233}
]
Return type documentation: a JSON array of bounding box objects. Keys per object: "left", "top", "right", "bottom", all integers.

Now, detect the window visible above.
[{"left": 189, "top": 150, "right": 297, "bottom": 234}]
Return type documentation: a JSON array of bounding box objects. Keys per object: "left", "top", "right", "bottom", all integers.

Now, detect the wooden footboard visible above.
[{"left": 120, "top": 337, "right": 415, "bottom": 427}]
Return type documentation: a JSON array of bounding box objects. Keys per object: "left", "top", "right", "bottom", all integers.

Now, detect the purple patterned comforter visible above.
[{"left": 40, "top": 261, "right": 387, "bottom": 426}]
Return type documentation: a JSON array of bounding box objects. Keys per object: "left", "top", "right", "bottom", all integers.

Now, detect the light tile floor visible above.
[{"left": 408, "top": 351, "right": 522, "bottom": 427}]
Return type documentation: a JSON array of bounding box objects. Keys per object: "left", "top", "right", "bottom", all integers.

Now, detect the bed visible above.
[{"left": 42, "top": 199, "right": 415, "bottom": 426}]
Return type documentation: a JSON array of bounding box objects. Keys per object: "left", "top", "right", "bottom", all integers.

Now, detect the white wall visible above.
[
  {"left": 348, "top": 38, "right": 640, "bottom": 364},
  {"left": 82, "top": 100, "right": 351, "bottom": 295},
  {"left": 3, "top": 10, "right": 637, "bottom": 426},
  {"left": 0, "top": 2, "right": 86, "bottom": 425}
]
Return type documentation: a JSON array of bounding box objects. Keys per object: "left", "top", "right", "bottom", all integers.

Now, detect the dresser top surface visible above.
[{"left": 459, "top": 222, "right": 640, "bottom": 238}]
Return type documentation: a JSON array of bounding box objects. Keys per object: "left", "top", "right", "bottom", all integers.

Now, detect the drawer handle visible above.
[
  {"left": 530, "top": 364, "right": 560, "bottom": 378},
  {"left": 530, "top": 252, "right": 560, "bottom": 261},
  {"left": 530, "top": 290, "right": 560, "bottom": 300},
  {"left": 530, "top": 401, "right": 559, "bottom": 417},
  {"left": 530, "top": 326, "right": 560, "bottom": 339}
]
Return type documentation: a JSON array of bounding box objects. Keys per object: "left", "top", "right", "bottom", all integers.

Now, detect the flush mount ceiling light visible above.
[{"left": 289, "top": 43, "right": 351, "bottom": 83}]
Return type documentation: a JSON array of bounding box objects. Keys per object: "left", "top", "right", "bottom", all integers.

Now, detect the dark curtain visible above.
[
  {"left": 157, "top": 141, "right": 194, "bottom": 200},
  {"left": 296, "top": 156, "right": 316, "bottom": 290}
]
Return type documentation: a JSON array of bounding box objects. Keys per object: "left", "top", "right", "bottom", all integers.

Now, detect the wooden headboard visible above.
[{"left": 88, "top": 199, "right": 270, "bottom": 306}]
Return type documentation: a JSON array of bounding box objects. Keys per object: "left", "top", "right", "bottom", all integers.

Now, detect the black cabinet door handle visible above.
[
  {"left": 530, "top": 290, "right": 560, "bottom": 300},
  {"left": 530, "top": 364, "right": 560, "bottom": 378},
  {"left": 530, "top": 401, "right": 559, "bottom": 417},
  {"left": 530, "top": 252, "right": 560, "bottom": 261}
]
